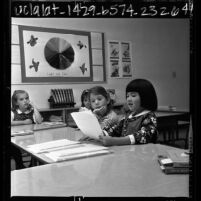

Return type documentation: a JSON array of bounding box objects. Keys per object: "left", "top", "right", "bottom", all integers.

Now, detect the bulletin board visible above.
[{"left": 18, "top": 25, "right": 106, "bottom": 83}]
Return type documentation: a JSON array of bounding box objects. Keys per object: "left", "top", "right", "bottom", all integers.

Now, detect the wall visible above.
[{"left": 11, "top": 18, "right": 190, "bottom": 111}]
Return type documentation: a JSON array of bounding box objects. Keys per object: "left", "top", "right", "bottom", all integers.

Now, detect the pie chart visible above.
[{"left": 44, "top": 37, "right": 75, "bottom": 70}]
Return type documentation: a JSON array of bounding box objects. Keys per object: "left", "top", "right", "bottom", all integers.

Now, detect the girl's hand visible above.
[
  {"left": 25, "top": 100, "right": 34, "bottom": 110},
  {"left": 93, "top": 106, "right": 107, "bottom": 117},
  {"left": 99, "top": 135, "right": 114, "bottom": 146},
  {"left": 79, "top": 136, "right": 92, "bottom": 142},
  {"left": 79, "top": 107, "right": 89, "bottom": 112},
  {"left": 23, "top": 119, "right": 33, "bottom": 125},
  {"left": 29, "top": 101, "right": 36, "bottom": 109}
]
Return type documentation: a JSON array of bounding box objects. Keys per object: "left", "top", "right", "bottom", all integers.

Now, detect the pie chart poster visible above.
[{"left": 19, "top": 25, "right": 93, "bottom": 83}]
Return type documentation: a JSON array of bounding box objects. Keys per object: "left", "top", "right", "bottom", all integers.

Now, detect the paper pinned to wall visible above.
[{"left": 71, "top": 110, "right": 103, "bottom": 140}]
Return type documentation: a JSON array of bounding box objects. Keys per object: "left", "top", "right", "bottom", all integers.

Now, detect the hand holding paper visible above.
[{"left": 71, "top": 110, "right": 103, "bottom": 140}]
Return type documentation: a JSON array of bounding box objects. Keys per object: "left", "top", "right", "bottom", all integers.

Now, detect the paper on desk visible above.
[
  {"left": 44, "top": 144, "right": 110, "bottom": 162},
  {"left": 42, "top": 122, "right": 65, "bottom": 126},
  {"left": 27, "top": 139, "right": 80, "bottom": 154},
  {"left": 33, "top": 122, "right": 66, "bottom": 131},
  {"left": 71, "top": 110, "right": 102, "bottom": 140},
  {"left": 11, "top": 130, "right": 34, "bottom": 137}
]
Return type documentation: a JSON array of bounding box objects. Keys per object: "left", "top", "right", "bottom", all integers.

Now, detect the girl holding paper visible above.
[{"left": 99, "top": 79, "right": 158, "bottom": 146}]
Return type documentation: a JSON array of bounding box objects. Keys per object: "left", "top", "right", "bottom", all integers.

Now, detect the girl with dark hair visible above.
[{"left": 99, "top": 79, "right": 158, "bottom": 146}]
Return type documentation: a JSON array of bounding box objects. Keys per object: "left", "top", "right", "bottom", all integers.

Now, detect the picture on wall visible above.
[
  {"left": 121, "top": 42, "right": 131, "bottom": 59},
  {"left": 110, "top": 60, "right": 120, "bottom": 78},
  {"left": 19, "top": 25, "right": 93, "bottom": 83},
  {"left": 122, "top": 61, "right": 132, "bottom": 77},
  {"left": 109, "top": 41, "right": 119, "bottom": 59},
  {"left": 108, "top": 41, "right": 132, "bottom": 78}
]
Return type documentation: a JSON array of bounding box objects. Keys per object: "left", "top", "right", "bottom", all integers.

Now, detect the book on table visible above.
[
  {"left": 27, "top": 139, "right": 81, "bottom": 154},
  {"left": 158, "top": 149, "right": 190, "bottom": 174},
  {"left": 26, "top": 139, "right": 111, "bottom": 162},
  {"left": 158, "top": 164, "right": 190, "bottom": 174},
  {"left": 44, "top": 143, "right": 111, "bottom": 162},
  {"left": 33, "top": 121, "right": 67, "bottom": 131},
  {"left": 11, "top": 130, "right": 34, "bottom": 137}
]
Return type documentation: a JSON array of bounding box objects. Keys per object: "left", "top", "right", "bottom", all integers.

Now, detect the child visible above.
[
  {"left": 79, "top": 89, "right": 91, "bottom": 112},
  {"left": 11, "top": 90, "right": 43, "bottom": 125},
  {"left": 11, "top": 90, "right": 43, "bottom": 169},
  {"left": 89, "top": 86, "right": 119, "bottom": 130},
  {"left": 99, "top": 79, "right": 158, "bottom": 146}
]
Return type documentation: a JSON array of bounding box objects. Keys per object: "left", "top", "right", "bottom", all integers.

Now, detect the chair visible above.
[
  {"left": 158, "top": 118, "right": 190, "bottom": 149},
  {"left": 158, "top": 118, "right": 178, "bottom": 146},
  {"left": 176, "top": 121, "right": 190, "bottom": 149}
]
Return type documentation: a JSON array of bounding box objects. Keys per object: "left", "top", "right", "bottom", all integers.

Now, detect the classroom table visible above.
[
  {"left": 11, "top": 126, "right": 189, "bottom": 197},
  {"left": 11, "top": 121, "right": 67, "bottom": 132},
  {"left": 155, "top": 111, "right": 189, "bottom": 121},
  {"left": 11, "top": 124, "right": 78, "bottom": 164}
]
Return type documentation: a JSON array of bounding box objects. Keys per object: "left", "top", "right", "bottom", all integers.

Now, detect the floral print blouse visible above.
[
  {"left": 103, "top": 111, "right": 158, "bottom": 144},
  {"left": 96, "top": 110, "right": 120, "bottom": 130}
]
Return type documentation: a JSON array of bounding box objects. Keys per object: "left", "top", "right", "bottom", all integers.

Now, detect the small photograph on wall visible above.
[
  {"left": 110, "top": 60, "right": 120, "bottom": 78},
  {"left": 121, "top": 42, "right": 131, "bottom": 59},
  {"left": 109, "top": 41, "right": 120, "bottom": 59},
  {"left": 122, "top": 61, "right": 132, "bottom": 77}
]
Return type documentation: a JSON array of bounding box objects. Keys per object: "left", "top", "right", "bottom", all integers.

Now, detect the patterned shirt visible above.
[
  {"left": 104, "top": 111, "right": 158, "bottom": 144},
  {"left": 94, "top": 109, "right": 119, "bottom": 130},
  {"left": 11, "top": 109, "right": 35, "bottom": 123}
]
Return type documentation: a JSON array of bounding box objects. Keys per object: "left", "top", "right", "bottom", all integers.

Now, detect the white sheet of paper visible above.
[
  {"left": 71, "top": 110, "right": 103, "bottom": 140},
  {"left": 33, "top": 122, "right": 66, "bottom": 131},
  {"left": 11, "top": 130, "right": 34, "bottom": 137},
  {"left": 27, "top": 139, "right": 80, "bottom": 154},
  {"left": 44, "top": 144, "right": 109, "bottom": 162},
  {"left": 161, "top": 158, "right": 173, "bottom": 164}
]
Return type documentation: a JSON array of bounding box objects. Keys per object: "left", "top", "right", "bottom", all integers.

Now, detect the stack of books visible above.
[{"left": 158, "top": 149, "right": 190, "bottom": 174}]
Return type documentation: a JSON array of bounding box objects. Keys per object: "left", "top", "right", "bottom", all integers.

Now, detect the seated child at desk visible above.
[
  {"left": 79, "top": 89, "right": 91, "bottom": 112},
  {"left": 89, "top": 86, "right": 119, "bottom": 130},
  {"left": 11, "top": 90, "right": 43, "bottom": 169},
  {"left": 11, "top": 90, "right": 43, "bottom": 125},
  {"left": 99, "top": 79, "right": 158, "bottom": 146}
]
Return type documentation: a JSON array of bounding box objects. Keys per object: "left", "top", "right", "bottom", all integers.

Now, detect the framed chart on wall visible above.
[{"left": 19, "top": 25, "right": 95, "bottom": 83}]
